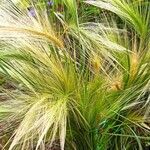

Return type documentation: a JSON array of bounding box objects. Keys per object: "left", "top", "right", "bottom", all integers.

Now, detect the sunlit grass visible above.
[{"left": 0, "top": 0, "right": 150, "bottom": 149}]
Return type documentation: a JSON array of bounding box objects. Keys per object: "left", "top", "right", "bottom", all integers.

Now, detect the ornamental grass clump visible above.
[{"left": 0, "top": 0, "right": 150, "bottom": 149}]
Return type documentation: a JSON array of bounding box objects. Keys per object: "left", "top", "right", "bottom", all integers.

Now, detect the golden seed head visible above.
[
  {"left": 130, "top": 52, "right": 139, "bottom": 77},
  {"left": 91, "top": 54, "right": 101, "bottom": 73}
]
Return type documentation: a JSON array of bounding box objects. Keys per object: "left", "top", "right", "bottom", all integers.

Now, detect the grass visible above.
[{"left": 0, "top": 0, "right": 150, "bottom": 149}]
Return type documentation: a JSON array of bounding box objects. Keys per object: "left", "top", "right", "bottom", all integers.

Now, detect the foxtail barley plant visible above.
[{"left": 0, "top": 0, "right": 150, "bottom": 149}]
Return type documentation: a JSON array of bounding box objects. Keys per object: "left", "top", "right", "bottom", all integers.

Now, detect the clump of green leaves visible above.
[{"left": 0, "top": 0, "right": 150, "bottom": 149}]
